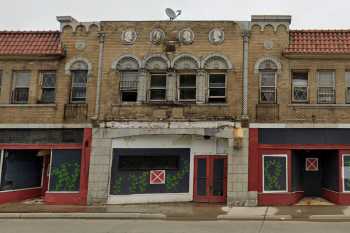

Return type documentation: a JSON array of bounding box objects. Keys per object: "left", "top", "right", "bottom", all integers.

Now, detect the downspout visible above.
[
  {"left": 92, "top": 32, "right": 106, "bottom": 121},
  {"left": 241, "top": 28, "right": 250, "bottom": 125}
]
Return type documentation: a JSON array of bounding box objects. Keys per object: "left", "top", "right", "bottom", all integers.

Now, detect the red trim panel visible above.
[
  {"left": 258, "top": 192, "right": 304, "bottom": 206},
  {"left": 0, "top": 188, "right": 42, "bottom": 205},
  {"left": 44, "top": 192, "right": 83, "bottom": 205}
]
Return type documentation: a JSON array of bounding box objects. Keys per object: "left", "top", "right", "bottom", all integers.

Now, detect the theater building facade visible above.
[{"left": 1, "top": 15, "right": 350, "bottom": 206}]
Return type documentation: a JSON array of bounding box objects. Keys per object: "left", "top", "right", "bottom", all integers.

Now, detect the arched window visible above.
[
  {"left": 258, "top": 59, "right": 278, "bottom": 104},
  {"left": 173, "top": 54, "right": 200, "bottom": 102},
  {"left": 144, "top": 55, "right": 170, "bottom": 102},
  {"left": 203, "top": 54, "right": 232, "bottom": 103},
  {"left": 113, "top": 56, "right": 141, "bottom": 102},
  {"left": 70, "top": 61, "right": 88, "bottom": 103}
]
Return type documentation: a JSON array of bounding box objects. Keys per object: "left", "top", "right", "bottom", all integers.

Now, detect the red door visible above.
[{"left": 193, "top": 155, "right": 227, "bottom": 203}]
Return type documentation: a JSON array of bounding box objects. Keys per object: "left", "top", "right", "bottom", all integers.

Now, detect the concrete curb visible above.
[
  {"left": 309, "top": 215, "right": 350, "bottom": 220},
  {"left": 0, "top": 213, "right": 167, "bottom": 220},
  {"left": 217, "top": 214, "right": 292, "bottom": 221}
]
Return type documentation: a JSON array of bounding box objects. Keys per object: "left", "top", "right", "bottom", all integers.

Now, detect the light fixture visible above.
[{"left": 233, "top": 123, "right": 244, "bottom": 150}]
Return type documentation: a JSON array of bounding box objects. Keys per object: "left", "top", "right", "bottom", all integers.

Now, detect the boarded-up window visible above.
[{"left": 263, "top": 155, "right": 287, "bottom": 192}]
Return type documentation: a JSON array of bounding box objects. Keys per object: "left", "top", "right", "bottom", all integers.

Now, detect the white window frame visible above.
[
  {"left": 342, "top": 154, "right": 350, "bottom": 193},
  {"left": 259, "top": 70, "right": 277, "bottom": 104},
  {"left": 317, "top": 70, "right": 336, "bottom": 104},
  {"left": 12, "top": 70, "right": 31, "bottom": 104},
  {"left": 291, "top": 71, "right": 309, "bottom": 103},
  {"left": 262, "top": 154, "right": 288, "bottom": 193},
  {"left": 177, "top": 73, "right": 197, "bottom": 102},
  {"left": 207, "top": 73, "right": 227, "bottom": 103},
  {"left": 40, "top": 71, "right": 56, "bottom": 103},
  {"left": 149, "top": 73, "right": 167, "bottom": 102},
  {"left": 119, "top": 71, "right": 139, "bottom": 103},
  {"left": 345, "top": 71, "right": 350, "bottom": 104}
]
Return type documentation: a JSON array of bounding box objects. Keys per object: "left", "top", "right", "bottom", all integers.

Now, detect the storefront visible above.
[
  {"left": 0, "top": 128, "right": 91, "bottom": 205},
  {"left": 88, "top": 122, "right": 235, "bottom": 205},
  {"left": 249, "top": 127, "right": 350, "bottom": 205}
]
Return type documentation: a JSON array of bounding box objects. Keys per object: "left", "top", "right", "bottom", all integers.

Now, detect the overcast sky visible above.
[{"left": 0, "top": 0, "right": 349, "bottom": 30}]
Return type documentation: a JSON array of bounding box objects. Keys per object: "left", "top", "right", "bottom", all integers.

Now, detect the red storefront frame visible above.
[
  {"left": 193, "top": 155, "right": 227, "bottom": 203},
  {"left": 249, "top": 128, "right": 350, "bottom": 206},
  {"left": 0, "top": 128, "right": 92, "bottom": 205}
]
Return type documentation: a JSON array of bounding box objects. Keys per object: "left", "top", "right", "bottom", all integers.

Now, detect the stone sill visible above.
[
  {"left": 0, "top": 104, "right": 57, "bottom": 108},
  {"left": 288, "top": 104, "right": 350, "bottom": 108},
  {"left": 112, "top": 103, "right": 229, "bottom": 107}
]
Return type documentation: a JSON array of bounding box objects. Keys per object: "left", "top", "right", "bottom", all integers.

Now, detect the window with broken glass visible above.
[
  {"left": 149, "top": 73, "right": 166, "bottom": 101},
  {"left": 179, "top": 74, "right": 196, "bottom": 102},
  {"left": 292, "top": 71, "right": 308, "bottom": 103},
  {"left": 208, "top": 73, "right": 226, "bottom": 103},
  {"left": 260, "top": 70, "right": 276, "bottom": 103},
  {"left": 71, "top": 70, "right": 88, "bottom": 103},
  {"left": 317, "top": 70, "right": 335, "bottom": 104},
  {"left": 12, "top": 71, "right": 31, "bottom": 104},
  {"left": 40, "top": 71, "right": 56, "bottom": 103},
  {"left": 120, "top": 71, "right": 138, "bottom": 102}
]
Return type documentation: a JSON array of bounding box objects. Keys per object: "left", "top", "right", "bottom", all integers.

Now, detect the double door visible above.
[{"left": 193, "top": 155, "right": 227, "bottom": 203}]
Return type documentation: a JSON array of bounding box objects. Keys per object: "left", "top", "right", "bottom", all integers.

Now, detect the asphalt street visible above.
[{"left": 1, "top": 219, "right": 350, "bottom": 233}]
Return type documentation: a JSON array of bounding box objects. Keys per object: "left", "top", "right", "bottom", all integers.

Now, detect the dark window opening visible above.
[
  {"left": 118, "top": 155, "right": 179, "bottom": 171},
  {"left": 179, "top": 74, "right": 196, "bottom": 101},
  {"left": 120, "top": 71, "right": 138, "bottom": 102},
  {"left": 0, "top": 150, "right": 43, "bottom": 191},
  {"left": 150, "top": 74, "right": 166, "bottom": 101}
]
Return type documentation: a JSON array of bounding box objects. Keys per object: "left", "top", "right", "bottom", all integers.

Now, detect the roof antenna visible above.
[{"left": 165, "top": 8, "right": 182, "bottom": 21}]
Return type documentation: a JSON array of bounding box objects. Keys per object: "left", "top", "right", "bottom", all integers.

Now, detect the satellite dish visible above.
[{"left": 165, "top": 8, "right": 182, "bottom": 21}]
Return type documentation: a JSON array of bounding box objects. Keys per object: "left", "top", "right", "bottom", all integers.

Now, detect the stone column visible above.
[
  {"left": 241, "top": 31, "right": 250, "bottom": 122},
  {"left": 166, "top": 70, "right": 177, "bottom": 102},
  {"left": 137, "top": 69, "right": 147, "bottom": 103},
  {"left": 196, "top": 69, "right": 207, "bottom": 104}
]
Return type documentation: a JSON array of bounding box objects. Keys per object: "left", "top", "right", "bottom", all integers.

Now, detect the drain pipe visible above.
[{"left": 92, "top": 32, "right": 106, "bottom": 121}]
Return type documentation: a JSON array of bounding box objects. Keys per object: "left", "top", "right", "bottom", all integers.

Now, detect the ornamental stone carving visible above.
[
  {"left": 143, "top": 54, "right": 170, "bottom": 70},
  {"left": 150, "top": 29, "right": 165, "bottom": 45},
  {"left": 75, "top": 40, "right": 86, "bottom": 50},
  {"left": 65, "top": 57, "right": 92, "bottom": 75},
  {"left": 172, "top": 54, "right": 200, "bottom": 70},
  {"left": 121, "top": 29, "right": 137, "bottom": 44},
  {"left": 208, "top": 28, "right": 224, "bottom": 45},
  {"left": 112, "top": 55, "right": 141, "bottom": 71},
  {"left": 179, "top": 28, "right": 194, "bottom": 45},
  {"left": 202, "top": 54, "right": 232, "bottom": 70}
]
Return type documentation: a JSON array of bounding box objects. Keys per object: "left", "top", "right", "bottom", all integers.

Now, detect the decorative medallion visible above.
[
  {"left": 150, "top": 29, "right": 165, "bottom": 45},
  {"left": 209, "top": 28, "right": 224, "bottom": 45},
  {"left": 75, "top": 41, "right": 86, "bottom": 50},
  {"left": 121, "top": 29, "right": 137, "bottom": 44},
  {"left": 179, "top": 28, "right": 194, "bottom": 45},
  {"left": 264, "top": 40, "right": 274, "bottom": 50}
]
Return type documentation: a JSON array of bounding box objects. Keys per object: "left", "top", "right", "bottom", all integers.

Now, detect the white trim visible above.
[
  {"left": 111, "top": 54, "right": 142, "bottom": 70},
  {"left": 47, "top": 150, "right": 53, "bottom": 192},
  {"left": 0, "top": 186, "right": 42, "bottom": 193},
  {"left": 254, "top": 56, "right": 282, "bottom": 74},
  {"left": 143, "top": 54, "right": 171, "bottom": 70},
  {"left": 171, "top": 53, "right": 200, "bottom": 70},
  {"left": 201, "top": 53, "right": 233, "bottom": 70},
  {"left": 108, "top": 193, "right": 192, "bottom": 204},
  {"left": 250, "top": 123, "right": 350, "bottom": 128},
  {"left": 262, "top": 154, "right": 288, "bottom": 193},
  {"left": 342, "top": 154, "right": 350, "bottom": 193}
]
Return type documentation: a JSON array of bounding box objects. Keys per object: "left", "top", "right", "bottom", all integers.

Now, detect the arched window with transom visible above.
[
  {"left": 69, "top": 60, "right": 89, "bottom": 103},
  {"left": 258, "top": 59, "right": 279, "bottom": 104}
]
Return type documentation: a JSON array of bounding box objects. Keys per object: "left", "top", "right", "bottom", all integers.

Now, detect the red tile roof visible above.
[
  {"left": 0, "top": 31, "right": 64, "bottom": 56},
  {"left": 284, "top": 30, "right": 350, "bottom": 55}
]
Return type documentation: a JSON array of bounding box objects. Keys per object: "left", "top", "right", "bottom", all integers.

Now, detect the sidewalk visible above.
[{"left": 1, "top": 201, "right": 350, "bottom": 221}]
